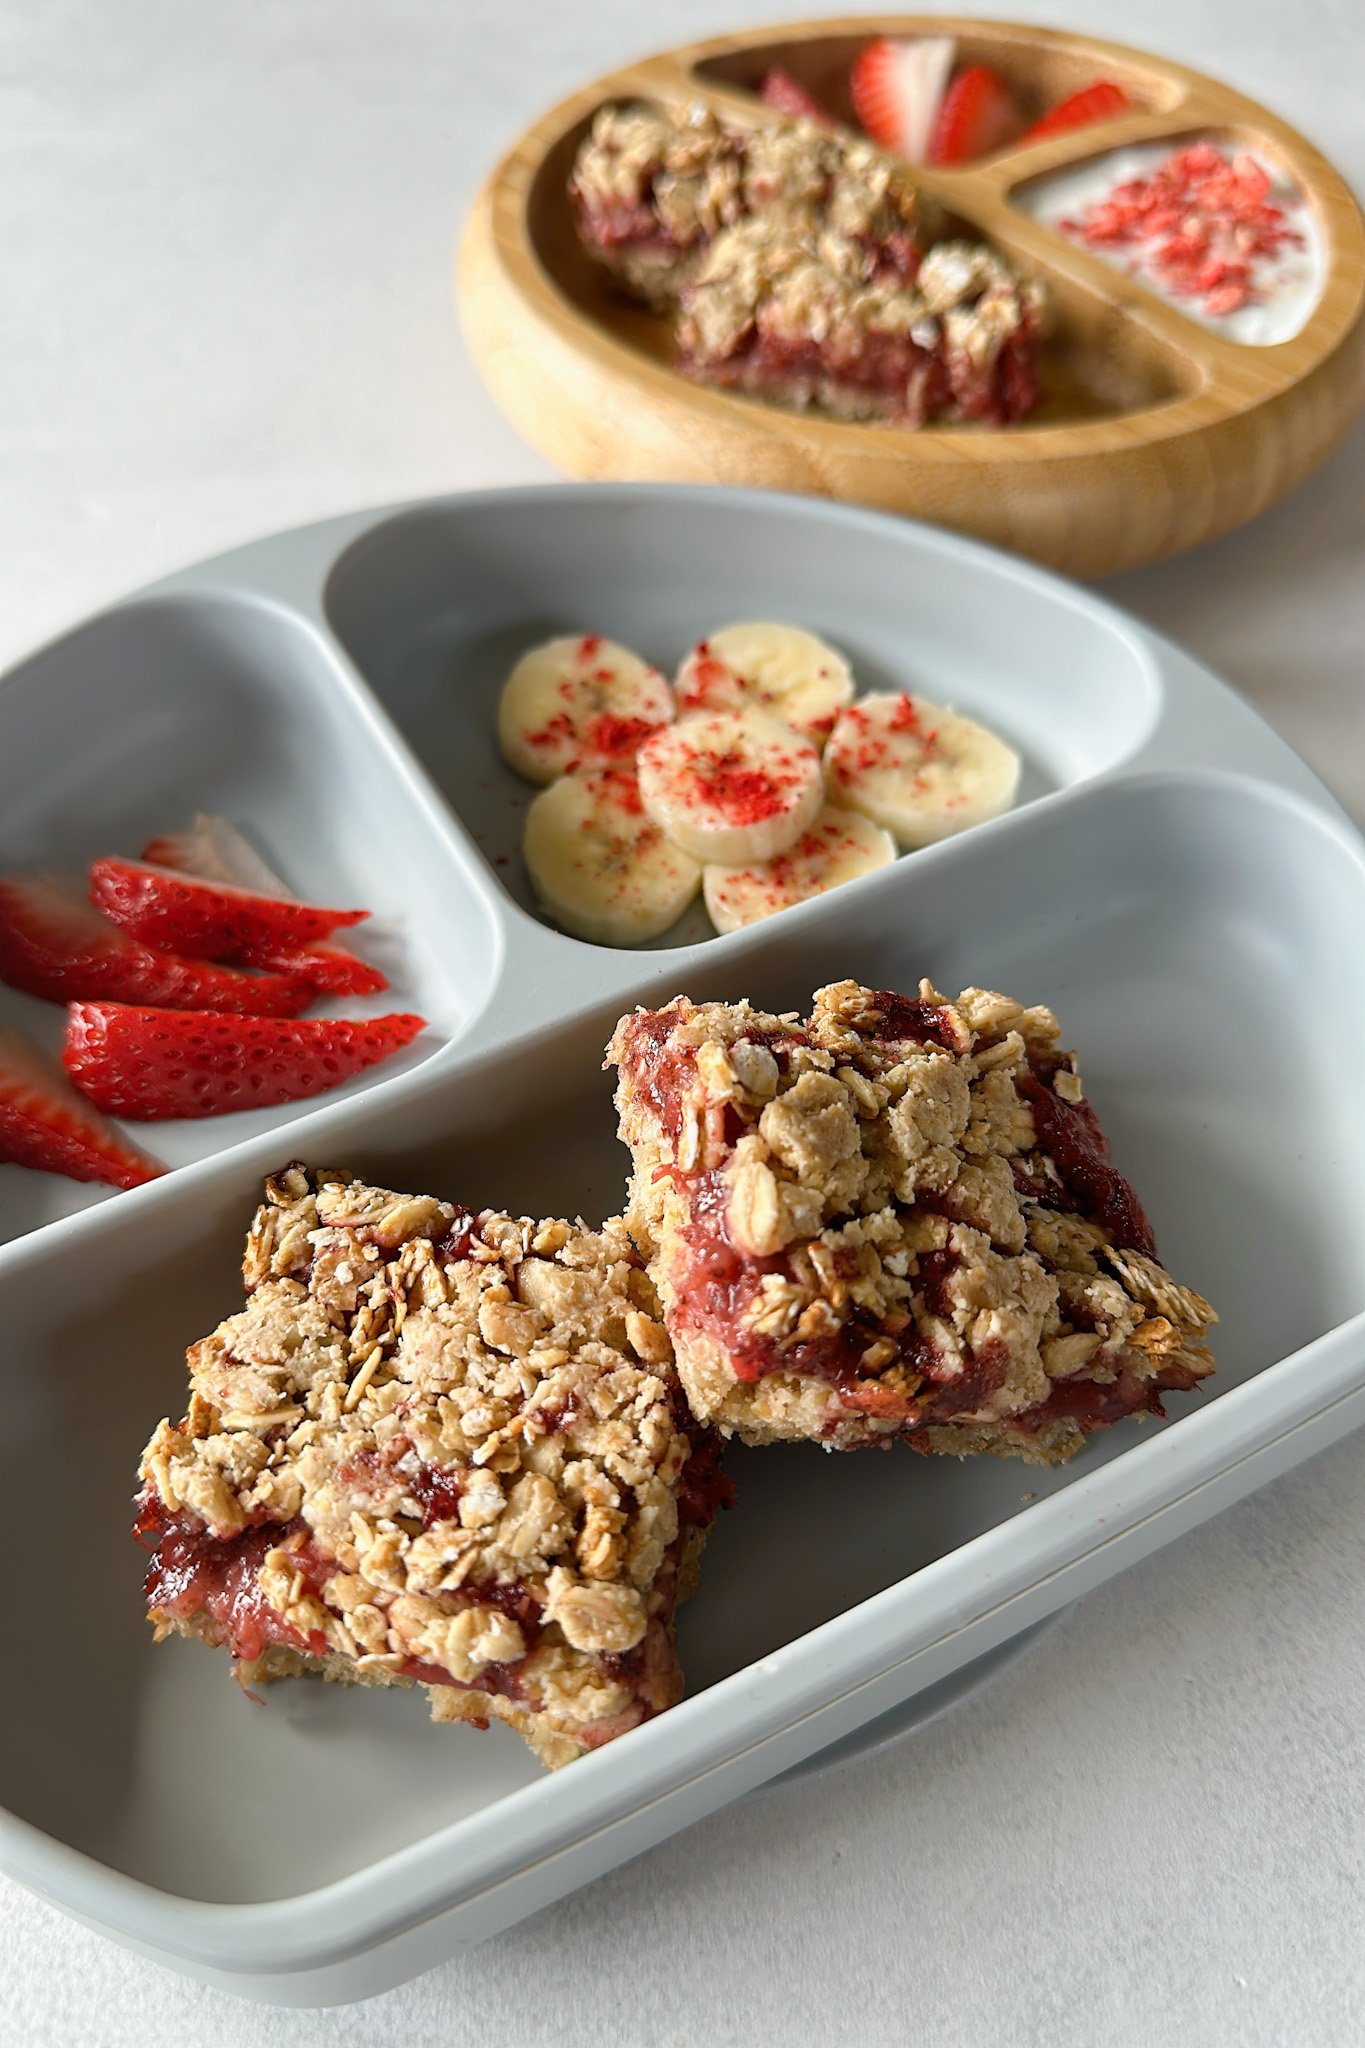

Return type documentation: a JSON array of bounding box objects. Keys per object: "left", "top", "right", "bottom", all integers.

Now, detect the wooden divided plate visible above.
[{"left": 459, "top": 17, "right": 1365, "bottom": 576}]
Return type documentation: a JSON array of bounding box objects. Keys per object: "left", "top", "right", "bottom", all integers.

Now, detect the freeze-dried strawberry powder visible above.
[
  {"left": 830, "top": 696, "right": 938, "bottom": 777},
  {"left": 1060, "top": 141, "right": 1304, "bottom": 317},
  {"left": 692, "top": 754, "right": 789, "bottom": 824},
  {"left": 579, "top": 713, "right": 658, "bottom": 764}
]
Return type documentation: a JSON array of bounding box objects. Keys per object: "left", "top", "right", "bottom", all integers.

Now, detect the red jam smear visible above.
[
  {"left": 689, "top": 321, "right": 1037, "bottom": 428},
  {"left": 1018, "top": 1072, "right": 1158, "bottom": 1258},
  {"left": 336, "top": 1440, "right": 465, "bottom": 1529},
  {"left": 674, "top": 1429, "right": 737, "bottom": 1526},
  {"left": 134, "top": 1495, "right": 328, "bottom": 1664},
  {"left": 397, "top": 1580, "right": 546, "bottom": 1706},
  {"left": 673, "top": 1169, "right": 773, "bottom": 1382},
  {"left": 618, "top": 1010, "right": 697, "bottom": 1142},
  {"left": 1006, "top": 1355, "right": 1203, "bottom": 1439},
  {"left": 669, "top": 1165, "right": 1004, "bottom": 1421},
  {"left": 855, "top": 988, "right": 958, "bottom": 1049},
  {"left": 573, "top": 202, "right": 683, "bottom": 253},
  {"left": 135, "top": 1488, "right": 553, "bottom": 1701},
  {"left": 433, "top": 1210, "right": 479, "bottom": 1262},
  {"left": 620, "top": 1011, "right": 807, "bottom": 1144},
  {"left": 409, "top": 1462, "right": 465, "bottom": 1527}
]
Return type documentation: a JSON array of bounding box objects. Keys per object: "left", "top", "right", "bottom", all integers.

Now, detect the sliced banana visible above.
[
  {"left": 824, "top": 691, "right": 1020, "bottom": 848},
  {"left": 675, "top": 622, "right": 855, "bottom": 746},
  {"left": 704, "top": 805, "right": 897, "bottom": 933},
  {"left": 498, "top": 634, "right": 673, "bottom": 785},
  {"left": 637, "top": 709, "right": 824, "bottom": 865},
  {"left": 523, "top": 766, "right": 701, "bottom": 946}
]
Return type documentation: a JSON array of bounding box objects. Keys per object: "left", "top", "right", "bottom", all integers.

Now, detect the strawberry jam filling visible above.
[
  {"left": 994, "top": 1354, "right": 1205, "bottom": 1441},
  {"left": 1018, "top": 1071, "right": 1157, "bottom": 1258},
  {"left": 668, "top": 1166, "right": 966, "bottom": 1418},
  {"left": 134, "top": 1488, "right": 552, "bottom": 1701},
  {"left": 409, "top": 1461, "right": 465, "bottom": 1527},
  {"left": 674, "top": 1423, "right": 737, "bottom": 1525},
  {"left": 573, "top": 203, "right": 688, "bottom": 257},
  {"left": 670, "top": 1161, "right": 1169, "bottom": 1432},
  {"left": 135, "top": 1496, "right": 329, "bottom": 1664},
  {"left": 855, "top": 987, "right": 958, "bottom": 1049},
  {"left": 685, "top": 320, "right": 1036, "bottom": 428},
  {"left": 134, "top": 1439, "right": 729, "bottom": 1715},
  {"left": 619, "top": 1012, "right": 807, "bottom": 1143},
  {"left": 433, "top": 1209, "right": 479, "bottom": 1262}
]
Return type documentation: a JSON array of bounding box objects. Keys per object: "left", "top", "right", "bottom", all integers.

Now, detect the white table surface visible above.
[{"left": 3, "top": 1, "right": 1363, "bottom": 2041}]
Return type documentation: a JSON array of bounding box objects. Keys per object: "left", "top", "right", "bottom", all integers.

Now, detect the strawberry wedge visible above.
[
  {"left": 235, "top": 940, "right": 387, "bottom": 998},
  {"left": 851, "top": 36, "right": 955, "bottom": 163},
  {"left": 64, "top": 1004, "right": 426, "bottom": 1120},
  {"left": 0, "top": 878, "right": 313, "bottom": 1016},
  {"left": 0, "top": 1026, "right": 164, "bottom": 1187},
  {"left": 759, "top": 66, "right": 832, "bottom": 124},
  {"left": 929, "top": 65, "right": 1023, "bottom": 164},
  {"left": 90, "top": 856, "right": 366, "bottom": 961},
  {"left": 1020, "top": 81, "right": 1131, "bottom": 145},
  {"left": 141, "top": 819, "right": 388, "bottom": 997}
]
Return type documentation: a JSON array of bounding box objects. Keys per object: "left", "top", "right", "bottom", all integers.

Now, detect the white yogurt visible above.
[{"left": 1021, "top": 138, "right": 1324, "bottom": 346}]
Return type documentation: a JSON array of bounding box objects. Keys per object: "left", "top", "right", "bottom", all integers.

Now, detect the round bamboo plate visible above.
[{"left": 458, "top": 17, "right": 1365, "bottom": 578}]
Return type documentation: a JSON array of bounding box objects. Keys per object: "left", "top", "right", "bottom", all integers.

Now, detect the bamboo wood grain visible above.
[{"left": 457, "top": 17, "right": 1365, "bottom": 577}]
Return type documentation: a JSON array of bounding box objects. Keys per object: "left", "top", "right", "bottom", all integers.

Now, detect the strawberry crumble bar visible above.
[
  {"left": 134, "top": 1166, "right": 731, "bottom": 1768},
  {"left": 571, "top": 102, "right": 1043, "bottom": 426},
  {"left": 608, "top": 981, "right": 1215, "bottom": 1460}
]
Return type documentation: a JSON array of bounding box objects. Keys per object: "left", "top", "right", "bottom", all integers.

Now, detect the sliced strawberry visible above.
[
  {"left": 929, "top": 65, "right": 1023, "bottom": 165},
  {"left": 141, "top": 818, "right": 389, "bottom": 996},
  {"left": 90, "top": 856, "right": 366, "bottom": 961},
  {"left": 0, "top": 878, "right": 313, "bottom": 1016},
  {"left": 257, "top": 944, "right": 388, "bottom": 997},
  {"left": 851, "top": 35, "right": 955, "bottom": 163},
  {"left": 64, "top": 1004, "right": 426, "bottom": 1120},
  {"left": 759, "top": 66, "right": 831, "bottom": 124},
  {"left": 1020, "top": 81, "right": 1132, "bottom": 145},
  {"left": 0, "top": 1025, "right": 164, "bottom": 1186}
]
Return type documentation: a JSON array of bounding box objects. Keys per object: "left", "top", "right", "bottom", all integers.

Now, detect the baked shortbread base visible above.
[
  {"left": 608, "top": 980, "right": 1216, "bottom": 1461},
  {"left": 135, "top": 1166, "right": 730, "bottom": 1769}
]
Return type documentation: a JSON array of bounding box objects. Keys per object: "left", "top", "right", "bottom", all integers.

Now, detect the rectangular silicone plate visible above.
[{"left": 1, "top": 485, "right": 1361, "bottom": 2005}]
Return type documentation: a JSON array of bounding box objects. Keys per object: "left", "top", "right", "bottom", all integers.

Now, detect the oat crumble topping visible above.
[
  {"left": 134, "top": 1166, "right": 731, "bottom": 1768},
  {"left": 607, "top": 980, "right": 1216, "bottom": 1458}
]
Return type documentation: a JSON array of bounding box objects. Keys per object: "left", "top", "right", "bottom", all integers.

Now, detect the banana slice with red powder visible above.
[
  {"left": 824, "top": 691, "right": 1020, "bottom": 847},
  {"left": 703, "top": 805, "right": 896, "bottom": 932},
  {"left": 674, "top": 622, "right": 854, "bottom": 746},
  {"left": 498, "top": 635, "right": 674, "bottom": 785},
  {"left": 636, "top": 709, "right": 825, "bottom": 865},
  {"left": 523, "top": 765, "right": 701, "bottom": 946}
]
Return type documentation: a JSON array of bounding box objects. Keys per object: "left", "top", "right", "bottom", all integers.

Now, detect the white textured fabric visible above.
[{"left": 2, "top": 0, "right": 1363, "bottom": 2039}]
